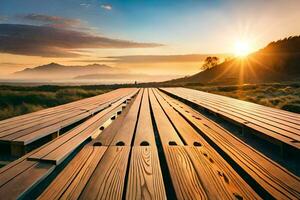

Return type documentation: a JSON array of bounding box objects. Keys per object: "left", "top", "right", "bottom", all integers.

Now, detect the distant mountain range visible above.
[
  {"left": 11, "top": 62, "right": 180, "bottom": 83},
  {"left": 74, "top": 73, "right": 181, "bottom": 82},
  {"left": 13, "top": 63, "right": 127, "bottom": 80},
  {"left": 164, "top": 36, "right": 300, "bottom": 85}
]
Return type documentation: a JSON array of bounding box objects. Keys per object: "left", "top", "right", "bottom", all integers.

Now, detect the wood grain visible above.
[
  {"left": 38, "top": 145, "right": 107, "bottom": 200},
  {"left": 165, "top": 146, "right": 208, "bottom": 200},
  {"left": 160, "top": 90, "right": 300, "bottom": 199},
  {"left": 111, "top": 89, "right": 143, "bottom": 146},
  {"left": 0, "top": 162, "right": 55, "bottom": 200},
  {"left": 0, "top": 88, "right": 138, "bottom": 154},
  {"left": 155, "top": 89, "right": 260, "bottom": 199},
  {"left": 79, "top": 146, "right": 130, "bottom": 200},
  {"left": 148, "top": 89, "right": 183, "bottom": 146},
  {"left": 96, "top": 98, "right": 134, "bottom": 146},
  {"left": 29, "top": 94, "right": 132, "bottom": 164},
  {"left": 161, "top": 87, "right": 300, "bottom": 150},
  {"left": 126, "top": 146, "right": 166, "bottom": 200},
  {"left": 186, "top": 146, "right": 260, "bottom": 199},
  {"left": 134, "top": 89, "right": 156, "bottom": 146}
]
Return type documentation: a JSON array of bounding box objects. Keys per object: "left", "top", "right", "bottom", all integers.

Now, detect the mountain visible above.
[
  {"left": 164, "top": 36, "right": 300, "bottom": 85},
  {"left": 13, "top": 63, "right": 127, "bottom": 79}
]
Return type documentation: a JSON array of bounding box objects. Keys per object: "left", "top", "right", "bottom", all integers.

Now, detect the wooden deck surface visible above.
[
  {"left": 161, "top": 87, "right": 300, "bottom": 151},
  {"left": 0, "top": 88, "right": 299, "bottom": 199}
]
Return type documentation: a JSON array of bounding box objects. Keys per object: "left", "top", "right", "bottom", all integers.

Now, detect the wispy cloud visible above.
[
  {"left": 101, "top": 4, "right": 112, "bottom": 11},
  {"left": 73, "top": 54, "right": 229, "bottom": 63},
  {"left": 80, "top": 3, "right": 91, "bottom": 8},
  {"left": 18, "top": 14, "right": 83, "bottom": 29},
  {"left": 0, "top": 62, "right": 24, "bottom": 67},
  {"left": 0, "top": 24, "right": 163, "bottom": 57},
  {"left": 0, "top": 15, "right": 8, "bottom": 22}
]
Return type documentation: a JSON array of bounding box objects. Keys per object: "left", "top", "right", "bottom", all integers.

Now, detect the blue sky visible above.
[{"left": 1, "top": 0, "right": 222, "bottom": 44}]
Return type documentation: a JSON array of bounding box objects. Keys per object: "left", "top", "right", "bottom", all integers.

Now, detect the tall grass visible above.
[{"left": 0, "top": 87, "right": 111, "bottom": 120}]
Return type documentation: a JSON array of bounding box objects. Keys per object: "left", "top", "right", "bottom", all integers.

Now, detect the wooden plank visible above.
[
  {"left": 189, "top": 93, "right": 300, "bottom": 129},
  {"left": 185, "top": 146, "right": 260, "bottom": 199},
  {"left": 0, "top": 110, "right": 83, "bottom": 139},
  {"left": 8, "top": 111, "right": 91, "bottom": 144},
  {"left": 164, "top": 146, "right": 208, "bottom": 200},
  {"left": 0, "top": 98, "right": 100, "bottom": 133},
  {"left": 134, "top": 89, "right": 156, "bottom": 146},
  {"left": 0, "top": 162, "right": 55, "bottom": 200},
  {"left": 79, "top": 146, "right": 130, "bottom": 200},
  {"left": 38, "top": 145, "right": 107, "bottom": 200},
  {"left": 0, "top": 88, "right": 135, "bottom": 129},
  {"left": 26, "top": 92, "right": 134, "bottom": 160},
  {"left": 166, "top": 87, "right": 300, "bottom": 125},
  {"left": 187, "top": 96, "right": 300, "bottom": 148},
  {"left": 96, "top": 97, "right": 135, "bottom": 146},
  {"left": 0, "top": 109, "right": 81, "bottom": 137},
  {"left": 155, "top": 89, "right": 260, "bottom": 199},
  {"left": 0, "top": 160, "right": 36, "bottom": 187},
  {"left": 153, "top": 89, "right": 202, "bottom": 146},
  {"left": 0, "top": 141, "right": 47, "bottom": 175},
  {"left": 126, "top": 146, "right": 166, "bottom": 200},
  {"left": 2, "top": 90, "right": 136, "bottom": 142},
  {"left": 0, "top": 88, "right": 138, "bottom": 145},
  {"left": 161, "top": 92, "right": 300, "bottom": 199},
  {"left": 110, "top": 89, "right": 143, "bottom": 146},
  {"left": 173, "top": 87, "right": 300, "bottom": 120},
  {"left": 28, "top": 97, "right": 127, "bottom": 165},
  {"left": 189, "top": 96, "right": 300, "bottom": 135},
  {"left": 149, "top": 88, "right": 211, "bottom": 199},
  {"left": 161, "top": 88, "right": 300, "bottom": 149},
  {"left": 148, "top": 89, "right": 183, "bottom": 146}
]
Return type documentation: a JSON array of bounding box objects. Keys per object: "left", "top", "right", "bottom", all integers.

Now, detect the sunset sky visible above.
[{"left": 1, "top": 0, "right": 300, "bottom": 77}]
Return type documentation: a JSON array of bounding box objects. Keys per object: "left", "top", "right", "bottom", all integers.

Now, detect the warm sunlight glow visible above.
[{"left": 234, "top": 40, "right": 252, "bottom": 57}]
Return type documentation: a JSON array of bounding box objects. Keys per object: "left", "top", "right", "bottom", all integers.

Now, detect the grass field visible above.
[
  {"left": 0, "top": 85, "right": 113, "bottom": 121},
  {"left": 187, "top": 82, "right": 300, "bottom": 114}
]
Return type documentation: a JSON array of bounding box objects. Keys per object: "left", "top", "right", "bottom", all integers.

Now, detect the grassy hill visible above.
[{"left": 164, "top": 36, "right": 300, "bottom": 85}]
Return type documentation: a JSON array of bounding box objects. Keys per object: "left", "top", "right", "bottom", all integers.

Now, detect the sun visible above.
[{"left": 234, "top": 40, "right": 252, "bottom": 57}]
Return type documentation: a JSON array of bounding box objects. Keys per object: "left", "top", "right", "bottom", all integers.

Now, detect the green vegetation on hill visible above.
[
  {"left": 0, "top": 85, "right": 113, "bottom": 120},
  {"left": 187, "top": 82, "right": 300, "bottom": 113}
]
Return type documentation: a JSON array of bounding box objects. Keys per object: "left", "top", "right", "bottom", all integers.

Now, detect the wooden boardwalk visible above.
[
  {"left": 0, "top": 88, "right": 137, "bottom": 156},
  {"left": 0, "top": 88, "right": 299, "bottom": 199},
  {"left": 161, "top": 87, "right": 300, "bottom": 152}
]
